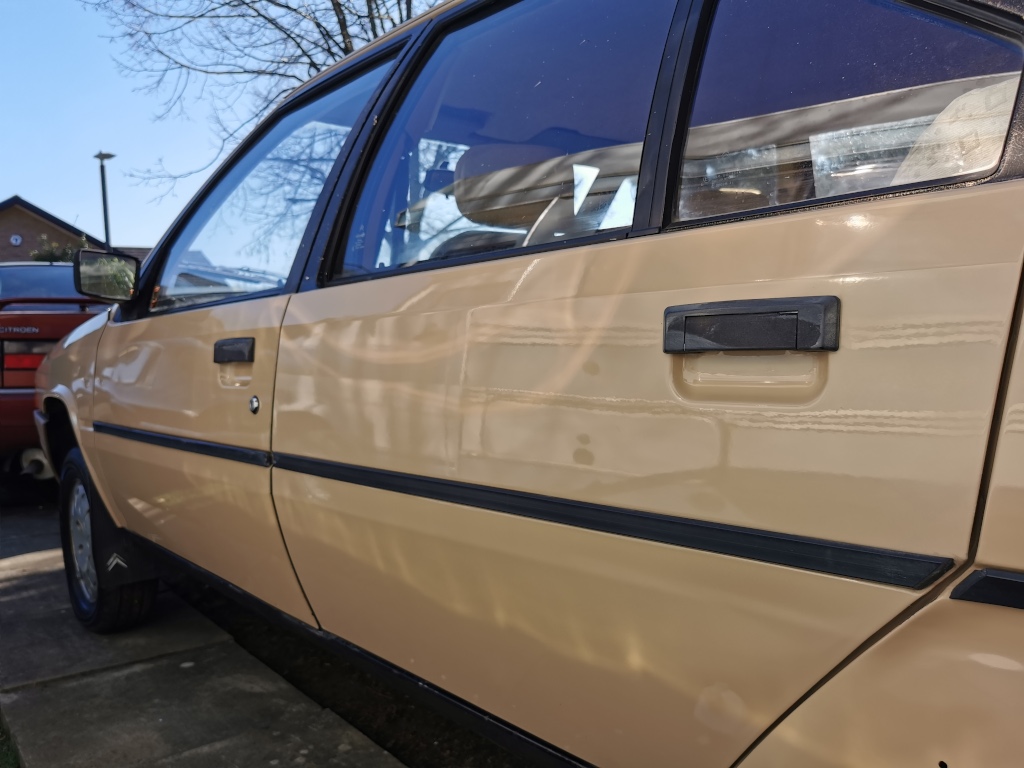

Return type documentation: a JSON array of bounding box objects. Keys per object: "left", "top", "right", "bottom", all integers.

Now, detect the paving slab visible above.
[
  {"left": 2, "top": 642, "right": 402, "bottom": 768},
  {"left": 0, "top": 569, "right": 230, "bottom": 690},
  {"left": 0, "top": 549, "right": 69, "bottom": 619},
  {"left": 0, "top": 501, "right": 406, "bottom": 768},
  {"left": 147, "top": 710, "right": 402, "bottom": 768},
  {"left": 0, "top": 501, "right": 59, "bottom": 560}
]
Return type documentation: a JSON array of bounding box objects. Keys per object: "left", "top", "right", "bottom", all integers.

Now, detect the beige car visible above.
[{"left": 33, "top": 0, "right": 1024, "bottom": 765}]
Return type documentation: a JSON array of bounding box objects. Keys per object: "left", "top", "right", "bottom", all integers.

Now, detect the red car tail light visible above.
[
  {"left": 1, "top": 341, "right": 55, "bottom": 385},
  {"left": 4, "top": 354, "right": 47, "bottom": 370}
]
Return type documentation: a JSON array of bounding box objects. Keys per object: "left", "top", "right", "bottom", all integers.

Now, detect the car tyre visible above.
[{"left": 59, "top": 447, "right": 157, "bottom": 633}]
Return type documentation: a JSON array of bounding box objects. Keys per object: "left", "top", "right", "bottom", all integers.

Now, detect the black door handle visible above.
[
  {"left": 213, "top": 337, "right": 255, "bottom": 364},
  {"left": 664, "top": 296, "right": 839, "bottom": 354}
]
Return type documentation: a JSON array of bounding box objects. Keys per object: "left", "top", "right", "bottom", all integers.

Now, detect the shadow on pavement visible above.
[
  {"left": 1, "top": 483, "right": 536, "bottom": 768},
  {"left": 0, "top": 486, "right": 405, "bottom": 768}
]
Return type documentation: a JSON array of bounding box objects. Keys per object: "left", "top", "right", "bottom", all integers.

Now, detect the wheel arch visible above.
[
  {"left": 42, "top": 392, "right": 127, "bottom": 528},
  {"left": 41, "top": 395, "right": 77, "bottom": 475}
]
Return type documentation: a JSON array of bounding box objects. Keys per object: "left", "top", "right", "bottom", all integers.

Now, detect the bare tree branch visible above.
[{"left": 82, "top": 0, "right": 438, "bottom": 188}]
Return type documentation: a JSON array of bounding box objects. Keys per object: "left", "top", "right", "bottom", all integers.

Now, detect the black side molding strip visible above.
[
  {"left": 951, "top": 568, "right": 1024, "bottom": 610},
  {"left": 274, "top": 453, "right": 953, "bottom": 590},
  {"left": 92, "top": 421, "right": 954, "bottom": 589},
  {"left": 130, "top": 533, "right": 593, "bottom": 768},
  {"left": 94, "top": 422, "right": 272, "bottom": 468}
]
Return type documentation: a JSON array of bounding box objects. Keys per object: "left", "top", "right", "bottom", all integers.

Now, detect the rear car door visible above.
[
  {"left": 90, "top": 59, "right": 393, "bottom": 623},
  {"left": 272, "top": 0, "right": 1024, "bottom": 765}
]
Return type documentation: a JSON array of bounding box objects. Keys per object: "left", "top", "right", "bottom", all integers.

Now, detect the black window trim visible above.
[
  {"left": 297, "top": 14, "right": 440, "bottom": 290},
  {"left": 632, "top": 0, "right": 702, "bottom": 236},
  {"left": 117, "top": 36, "right": 412, "bottom": 322},
  {"left": 112, "top": 0, "right": 1024, "bottom": 317},
  {"left": 302, "top": 0, "right": 697, "bottom": 291},
  {"left": 653, "top": 0, "right": 1024, "bottom": 237},
  {"left": 315, "top": 228, "right": 633, "bottom": 288}
]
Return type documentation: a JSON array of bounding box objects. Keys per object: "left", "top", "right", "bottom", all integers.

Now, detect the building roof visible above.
[
  {"left": 115, "top": 247, "right": 152, "bottom": 262},
  {"left": 0, "top": 196, "right": 152, "bottom": 260},
  {"left": 0, "top": 195, "right": 106, "bottom": 249}
]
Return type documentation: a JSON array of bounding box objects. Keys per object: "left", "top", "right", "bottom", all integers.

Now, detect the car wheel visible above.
[{"left": 59, "top": 447, "right": 157, "bottom": 633}]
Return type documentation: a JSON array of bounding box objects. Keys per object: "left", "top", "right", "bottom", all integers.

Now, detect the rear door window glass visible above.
[
  {"left": 337, "top": 0, "right": 678, "bottom": 279},
  {"left": 676, "top": 0, "right": 1023, "bottom": 222}
]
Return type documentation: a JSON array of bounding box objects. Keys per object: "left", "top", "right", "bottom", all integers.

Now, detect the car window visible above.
[
  {"left": 675, "top": 0, "right": 1023, "bottom": 222},
  {"left": 336, "top": 0, "right": 678, "bottom": 280},
  {"left": 151, "top": 59, "right": 393, "bottom": 312},
  {"left": 0, "top": 265, "right": 80, "bottom": 298}
]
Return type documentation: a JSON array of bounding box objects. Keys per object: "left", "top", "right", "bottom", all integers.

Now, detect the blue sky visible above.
[{"left": 0, "top": 0, "right": 220, "bottom": 248}]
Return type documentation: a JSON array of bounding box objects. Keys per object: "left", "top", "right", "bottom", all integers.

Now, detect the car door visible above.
[
  {"left": 89, "top": 57, "right": 395, "bottom": 624},
  {"left": 271, "top": 0, "right": 1024, "bottom": 765}
]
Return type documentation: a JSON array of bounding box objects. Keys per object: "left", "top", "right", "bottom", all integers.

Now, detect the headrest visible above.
[
  {"left": 454, "top": 144, "right": 569, "bottom": 228},
  {"left": 452, "top": 142, "right": 644, "bottom": 228},
  {"left": 455, "top": 144, "right": 565, "bottom": 181}
]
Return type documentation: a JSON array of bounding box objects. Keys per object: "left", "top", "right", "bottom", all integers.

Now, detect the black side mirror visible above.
[{"left": 74, "top": 249, "right": 140, "bottom": 303}]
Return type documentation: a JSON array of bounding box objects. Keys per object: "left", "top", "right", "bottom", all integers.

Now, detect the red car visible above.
[{"left": 1, "top": 262, "right": 108, "bottom": 481}]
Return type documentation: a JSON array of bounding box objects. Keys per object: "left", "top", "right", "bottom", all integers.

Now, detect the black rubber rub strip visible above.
[
  {"left": 274, "top": 453, "right": 953, "bottom": 590},
  {"left": 91, "top": 421, "right": 953, "bottom": 589},
  {"left": 94, "top": 422, "right": 272, "bottom": 468},
  {"left": 951, "top": 568, "right": 1024, "bottom": 610}
]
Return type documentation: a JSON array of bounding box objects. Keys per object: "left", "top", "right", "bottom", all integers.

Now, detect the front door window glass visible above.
[{"left": 152, "top": 59, "right": 392, "bottom": 311}]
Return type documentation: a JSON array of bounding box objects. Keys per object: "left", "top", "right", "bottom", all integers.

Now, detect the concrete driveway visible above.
[{"left": 0, "top": 497, "right": 405, "bottom": 768}]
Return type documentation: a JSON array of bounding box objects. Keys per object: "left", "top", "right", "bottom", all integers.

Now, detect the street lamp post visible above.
[{"left": 94, "top": 152, "right": 115, "bottom": 253}]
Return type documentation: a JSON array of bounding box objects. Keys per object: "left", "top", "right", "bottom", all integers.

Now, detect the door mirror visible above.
[{"left": 74, "top": 249, "right": 140, "bottom": 303}]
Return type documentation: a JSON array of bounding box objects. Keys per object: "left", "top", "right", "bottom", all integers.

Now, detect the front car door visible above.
[
  {"left": 90, "top": 58, "right": 395, "bottom": 623},
  {"left": 272, "top": 0, "right": 1024, "bottom": 765}
]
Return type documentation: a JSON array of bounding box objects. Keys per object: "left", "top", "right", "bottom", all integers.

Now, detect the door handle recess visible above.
[
  {"left": 664, "top": 296, "right": 839, "bottom": 354},
  {"left": 213, "top": 337, "right": 255, "bottom": 364}
]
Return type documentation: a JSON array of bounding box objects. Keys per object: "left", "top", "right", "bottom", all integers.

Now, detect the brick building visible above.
[{"left": 0, "top": 196, "right": 107, "bottom": 263}]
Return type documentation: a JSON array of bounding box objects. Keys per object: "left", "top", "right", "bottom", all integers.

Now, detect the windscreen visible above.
[{"left": 0, "top": 266, "right": 81, "bottom": 299}]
